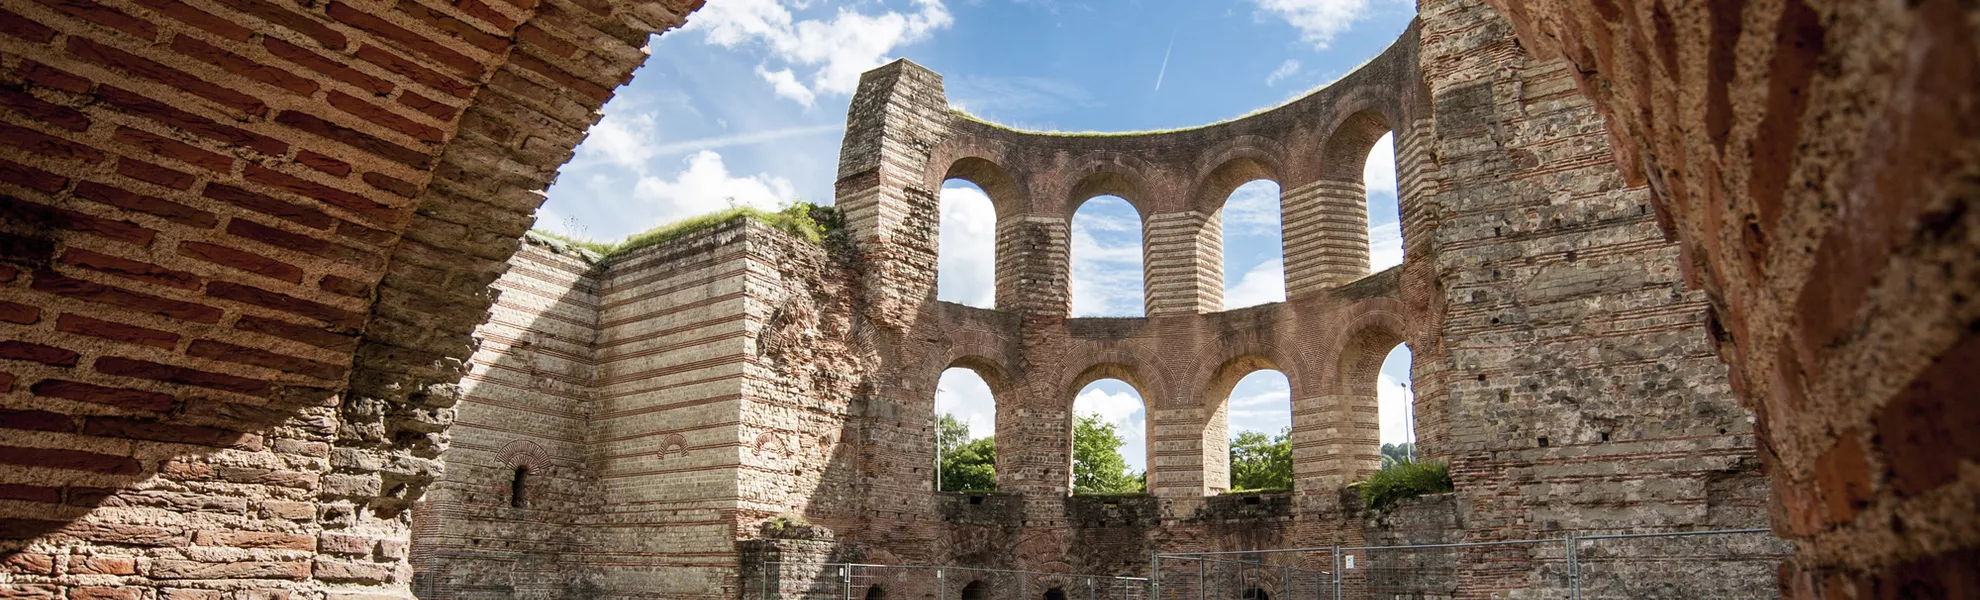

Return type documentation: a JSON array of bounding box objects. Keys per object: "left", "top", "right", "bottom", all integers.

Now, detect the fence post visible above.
[
  {"left": 1199, "top": 559, "right": 1206, "bottom": 600},
  {"left": 1566, "top": 534, "right": 1580, "bottom": 600},
  {"left": 842, "top": 564, "right": 851, "bottom": 600},
  {"left": 1149, "top": 553, "right": 1161, "bottom": 600},
  {"left": 761, "top": 558, "right": 770, "bottom": 600},
  {"left": 1331, "top": 546, "right": 1342, "bottom": 600}
]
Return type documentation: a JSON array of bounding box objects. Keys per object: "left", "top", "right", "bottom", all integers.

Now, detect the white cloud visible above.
[
  {"left": 936, "top": 368, "right": 996, "bottom": 440},
  {"left": 1222, "top": 181, "right": 1281, "bottom": 237},
  {"left": 938, "top": 185, "right": 997, "bottom": 308},
  {"left": 1252, "top": 0, "right": 1375, "bottom": 49},
  {"left": 1227, "top": 370, "right": 1292, "bottom": 435},
  {"left": 1074, "top": 385, "right": 1148, "bottom": 471},
  {"left": 690, "top": 0, "right": 954, "bottom": 105},
  {"left": 755, "top": 66, "right": 816, "bottom": 105},
  {"left": 1377, "top": 371, "right": 1414, "bottom": 444},
  {"left": 1363, "top": 131, "right": 1397, "bottom": 196},
  {"left": 1224, "top": 258, "right": 1286, "bottom": 308},
  {"left": 1265, "top": 59, "right": 1301, "bottom": 86},
  {"left": 1069, "top": 218, "right": 1144, "bottom": 317},
  {"left": 577, "top": 111, "right": 659, "bottom": 170},
  {"left": 632, "top": 150, "right": 796, "bottom": 224},
  {"left": 1369, "top": 221, "right": 1402, "bottom": 271}
]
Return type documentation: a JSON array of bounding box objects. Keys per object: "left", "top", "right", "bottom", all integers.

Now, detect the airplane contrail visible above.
[
  {"left": 1153, "top": 33, "right": 1175, "bottom": 92},
  {"left": 649, "top": 124, "right": 844, "bottom": 156}
]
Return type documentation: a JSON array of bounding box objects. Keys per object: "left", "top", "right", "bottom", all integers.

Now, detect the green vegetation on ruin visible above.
[
  {"left": 528, "top": 201, "right": 840, "bottom": 261},
  {"left": 1358, "top": 456, "right": 1454, "bottom": 512}
]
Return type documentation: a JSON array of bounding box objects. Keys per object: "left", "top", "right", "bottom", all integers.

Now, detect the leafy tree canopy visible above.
[
  {"left": 1072, "top": 412, "right": 1143, "bottom": 494},
  {"left": 937, "top": 413, "right": 996, "bottom": 492},
  {"left": 1230, "top": 427, "right": 1293, "bottom": 491},
  {"left": 1380, "top": 442, "right": 1417, "bottom": 469}
]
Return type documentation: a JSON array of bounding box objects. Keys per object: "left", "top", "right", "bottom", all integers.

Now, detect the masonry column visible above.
[
  {"left": 1143, "top": 210, "right": 1223, "bottom": 315},
  {"left": 1281, "top": 178, "right": 1370, "bottom": 295},
  {"left": 836, "top": 59, "right": 951, "bottom": 329}
]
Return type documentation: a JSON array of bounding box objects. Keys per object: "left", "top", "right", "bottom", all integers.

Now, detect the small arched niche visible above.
[
  {"left": 1069, "top": 195, "right": 1146, "bottom": 317},
  {"left": 1069, "top": 376, "right": 1148, "bottom": 495},
  {"left": 936, "top": 360, "right": 1001, "bottom": 492},
  {"left": 960, "top": 581, "right": 988, "bottom": 600}
]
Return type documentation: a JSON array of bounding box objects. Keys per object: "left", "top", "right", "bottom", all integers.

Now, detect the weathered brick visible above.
[
  {"left": 325, "top": 1, "right": 480, "bottom": 75},
  {"left": 206, "top": 0, "right": 346, "bottom": 49},
  {"left": 111, "top": 127, "right": 235, "bottom": 174},
  {"left": 235, "top": 314, "right": 359, "bottom": 352},
  {"left": 2, "top": 196, "right": 157, "bottom": 245},
  {"left": 95, "top": 86, "right": 287, "bottom": 155},
  {"left": 0, "top": 340, "right": 78, "bottom": 367},
  {"left": 262, "top": 37, "right": 393, "bottom": 95},
  {"left": 195, "top": 529, "right": 316, "bottom": 550},
  {"left": 178, "top": 241, "right": 303, "bottom": 283},
  {"left": 149, "top": 558, "right": 309, "bottom": 580},
  {"left": 318, "top": 274, "right": 371, "bottom": 298},
  {"left": 353, "top": 44, "right": 472, "bottom": 98},
  {"left": 83, "top": 416, "right": 247, "bottom": 448},
  {"left": 0, "top": 87, "right": 90, "bottom": 131},
  {"left": 0, "top": 484, "right": 62, "bottom": 503},
  {"left": 66, "top": 37, "right": 266, "bottom": 116},
  {"left": 0, "top": 121, "right": 103, "bottom": 162},
  {"left": 244, "top": 164, "right": 401, "bottom": 225},
  {"left": 396, "top": 88, "right": 457, "bottom": 121},
  {"left": 93, "top": 356, "right": 270, "bottom": 397},
  {"left": 16, "top": 59, "right": 90, "bottom": 93},
  {"left": 2, "top": 552, "right": 56, "bottom": 575},
  {"left": 29, "top": 378, "right": 175, "bottom": 411},
  {"left": 74, "top": 181, "right": 219, "bottom": 228},
  {"left": 328, "top": 90, "right": 443, "bottom": 142},
  {"left": 205, "top": 281, "right": 364, "bottom": 329},
  {"left": 273, "top": 111, "right": 432, "bottom": 171},
  {"left": 0, "top": 7, "right": 56, "bottom": 43},
  {"left": 61, "top": 247, "right": 201, "bottom": 290},
  {"left": 158, "top": 589, "right": 224, "bottom": 600},
  {"left": 32, "top": 0, "right": 155, "bottom": 39},
  {"left": 58, "top": 314, "right": 182, "bottom": 350},
  {"left": 226, "top": 218, "right": 373, "bottom": 266},
  {"left": 188, "top": 339, "right": 344, "bottom": 380},
  {"left": 69, "top": 587, "right": 141, "bottom": 600},
  {"left": 336, "top": 219, "right": 395, "bottom": 246},
  {"left": 70, "top": 555, "right": 138, "bottom": 575},
  {"left": 317, "top": 531, "right": 373, "bottom": 554},
  {"left": 311, "top": 556, "right": 393, "bottom": 583},
  {"left": 0, "top": 408, "right": 73, "bottom": 432},
  {"left": 0, "top": 156, "right": 70, "bottom": 193},
  {"left": 116, "top": 157, "right": 197, "bottom": 190},
  {"left": 169, "top": 35, "right": 318, "bottom": 97},
  {"left": 0, "top": 444, "right": 141, "bottom": 475},
  {"left": 295, "top": 149, "right": 354, "bottom": 177},
  {"left": 204, "top": 185, "right": 332, "bottom": 229},
  {"left": 0, "top": 300, "right": 41, "bottom": 324},
  {"left": 30, "top": 270, "right": 220, "bottom": 323},
  {"left": 0, "top": 583, "right": 60, "bottom": 599},
  {"left": 131, "top": 0, "right": 252, "bottom": 41}
]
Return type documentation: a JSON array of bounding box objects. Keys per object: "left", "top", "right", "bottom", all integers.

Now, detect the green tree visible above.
[
  {"left": 1380, "top": 442, "right": 1417, "bottom": 469},
  {"left": 1072, "top": 412, "right": 1143, "bottom": 494},
  {"left": 937, "top": 414, "right": 996, "bottom": 492},
  {"left": 1229, "top": 427, "right": 1293, "bottom": 491}
]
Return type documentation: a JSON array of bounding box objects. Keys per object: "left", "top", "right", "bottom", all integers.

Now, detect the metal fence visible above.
[
  {"left": 1152, "top": 528, "right": 1791, "bottom": 600},
  {"left": 758, "top": 561, "right": 1150, "bottom": 600},
  {"left": 756, "top": 529, "right": 1789, "bottom": 600}
]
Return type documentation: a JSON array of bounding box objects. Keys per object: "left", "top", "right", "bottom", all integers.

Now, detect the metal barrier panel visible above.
[
  {"left": 1152, "top": 553, "right": 1335, "bottom": 600},
  {"left": 761, "top": 562, "right": 1151, "bottom": 600}
]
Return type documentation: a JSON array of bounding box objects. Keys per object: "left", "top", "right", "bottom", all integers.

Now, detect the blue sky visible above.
[{"left": 535, "top": 0, "right": 1421, "bottom": 476}]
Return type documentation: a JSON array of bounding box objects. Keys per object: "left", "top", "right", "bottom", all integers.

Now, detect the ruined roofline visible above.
[
  {"left": 525, "top": 203, "right": 837, "bottom": 264},
  {"left": 941, "top": 17, "right": 1418, "bottom": 139}
]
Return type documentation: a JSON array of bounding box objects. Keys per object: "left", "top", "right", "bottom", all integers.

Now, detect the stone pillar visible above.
[
  {"left": 1281, "top": 179, "right": 1370, "bottom": 295},
  {"left": 1143, "top": 210, "right": 1223, "bottom": 315},
  {"left": 835, "top": 59, "right": 951, "bottom": 330},
  {"left": 995, "top": 214, "right": 1072, "bottom": 316}
]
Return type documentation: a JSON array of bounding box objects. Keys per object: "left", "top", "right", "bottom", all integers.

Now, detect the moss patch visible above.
[{"left": 529, "top": 202, "right": 839, "bottom": 262}]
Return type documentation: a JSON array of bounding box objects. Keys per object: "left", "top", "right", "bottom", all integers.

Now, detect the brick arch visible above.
[
  {"left": 1059, "top": 339, "right": 1169, "bottom": 408},
  {"left": 1189, "top": 137, "right": 1285, "bottom": 214},
  {"left": 935, "top": 153, "right": 1025, "bottom": 214},
  {"left": 1064, "top": 159, "right": 1157, "bottom": 220},
  {"left": 1317, "top": 108, "right": 1399, "bottom": 183},
  {"left": 497, "top": 439, "right": 551, "bottom": 472},
  {"left": 1327, "top": 306, "right": 1409, "bottom": 397}
]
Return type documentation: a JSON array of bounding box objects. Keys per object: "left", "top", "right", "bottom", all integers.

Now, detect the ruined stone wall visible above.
[
  {"left": 0, "top": 0, "right": 703, "bottom": 596},
  {"left": 1474, "top": 0, "right": 1980, "bottom": 595}
]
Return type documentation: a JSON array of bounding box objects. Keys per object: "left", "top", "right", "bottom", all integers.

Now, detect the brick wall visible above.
[
  {"left": 1476, "top": 0, "right": 1980, "bottom": 595},
  {"left": 0, "top": 0, "right": 701, "bottom": 596}
]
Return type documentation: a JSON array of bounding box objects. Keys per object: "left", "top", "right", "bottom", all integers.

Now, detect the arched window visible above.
[
  {"left": 1070, "top": 379, "right": 1146, "bottom": 494},
  {"left": 1365, "top": 132, "right": 1402, "bottom": 272},
  {"left": 1377, "top": 343, "right": 1416, "bottom": 466},
  {"left": 1070, "top": 196, "right": 1144, "bottom": 317},
  {"left": 863, "top": 585, "right": 885, "bottom": 600},
  {"left": 1222, "top": 179, "right": 1286, "bottom": 308},
  {"left": 1225, "top": 369, "right": 1293, "bottom": 492},
  {"left": 509, "top": 466, "right": 529, "bottom": 508},
  {"left": 1242, "top": 588, "right": 1272, "bottom": 600},
  {"left": 936, "top": 366, "right": 997, "bottom": 492},
  {"left": 1042, "top": 588, "right": 1067, "bottom": 600},
  {"left": 960, "top": 581, "right": 988, "bottom": 600},
  {"left": 939, "top": 180, "right": 997, "bottom": 308}
]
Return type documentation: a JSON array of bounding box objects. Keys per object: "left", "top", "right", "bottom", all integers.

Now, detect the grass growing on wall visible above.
[
  {"left": 1359, "top": 458, "right": 1453, "bottom": 511},
  {"left": 529, "top": 201, "right": 839, "bottom": 259}
]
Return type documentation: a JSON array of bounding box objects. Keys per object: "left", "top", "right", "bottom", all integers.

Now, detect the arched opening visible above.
[
  {"left": 1377, "top": 344, "right": 1416, "bottom": 466},
  {"left": 1070, "top": 195, "right": 1145, "bottom": 317},
  {"left": 509, "top": 466, "right": 529, "bottom": 508},
  {"left": 939, "top": 179, "right": 998, "bottom": 308},
  {"left": 936, "top": 364, "right": 999, "bottom": 492},
  {"left": 1042, "top": 587, "right": 1068, "bottom": 600},
  {"left": 1070, "top": 378, "right": 1148, "bottom": 494},
  {"left": 864, "top": 584, "right": 886, "bottom": 600},
  {"left": 1221, "top": 179, "right": 1286, "bottom": 308},
  {"left": 1364, "top": 131, "right": 1402, "bottom": 272},
  {"left": 1225, "top": 369, "right": 1293, "bottom": 492},
  {"left": 1242, "top": 588, "right": 1271, "bottom": 600},
  {"left": 960, "top": 581, "right": 988, "bottom": 600}
]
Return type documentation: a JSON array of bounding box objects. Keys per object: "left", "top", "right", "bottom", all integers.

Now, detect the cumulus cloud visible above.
[
  {"left": 936, "top": 368, "right": 996, "bottom": 440},
  {"left": 1074, "top": 386, "right": 1148, "bottom": 471},
  {"left": 1265, "top": 59, "right": 1301, "bottom": 86},
  {"left": 1227, "top": 371, "right": 1292, "bottom": 435},
  {"left": 632, "top": 150, "right": 796, "bottom": 222},
  {"left": 938, "top": 185, "right": 997, "bottom": 308},
  {"left": 1377, "top": 371, "right": 1414, "bottom": 444},
  {"left": 1252, "top": 0, "right": 1375, "bottom": 49},
  {"left": 1222, "top": 181, "right": 1282, "bottom": 237},
  {"left": 1224, "top": 258, "right": 1286, "bottom": 309},
  {"left": 690, "top": 0, "right": 954, "bottom": 105},
  {"left": 1069, "top": 220, "right": 1144, "bottom": 317},
  {"left": 576, "top": 111, "right": 660, "bottom": 170},
  {"left": 1364, "top": 131, "right": 1397, "bottom": 196}
]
